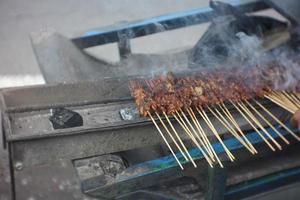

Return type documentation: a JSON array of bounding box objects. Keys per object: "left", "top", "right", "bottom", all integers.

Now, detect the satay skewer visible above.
[
  {"left": 179, "top": 109, "right": 213, "bottom": 157},
  {"left": 244, "top": 100, "right": 290, "bottom": 145},
  {"left": 187, "top": 108, "right": 224, "bottom": 167},
  {"left": 219, "top": 104, "right": 257, "bottom": 154},
  {"left": 212, "top": 106, "right": 256, "bottom": 154},
  {"left": 264, "top": 95, "right": 295, "bottom": 113},
  {"left": 155, "top": 112, "right": 189, "bottom": 161},
  {"left": 254, "top": 100, "right": 300, "bottom": 142},
  {"left": 295, "top": 93, "right": 300, "bottom": 100},
  {"left": 285, "top": 91, "right": 300, "bottom": 105},
  {"left": 196, "top": 107, "right": 235, "bottom": 161},
  {"left": 197, "top": 107, "right": 235, "bottom": 161},
  {"left": 281, "top": 91, "right": 300, "bottom": 108},
  {"left": 186, "top": 109, "right": 215, "bottom": 158},
  {"left": 207, "top": 106, "right": 255, "bottom": 154},
  {"left": 163, "top": 112, "right": 198, "bottom": 167},
  {"left": 147, "top": 111, "right": 184, "bottom": 170},
  {"left": 238, "top": 102, "right": 282, "bottom": 150},
  {"left": 268, "top": 92, "right": 298, "bottom": 112},
  {"left": 177, "top": 110, "right": 215, "bottom": 165},
  {"left": 173, "top": 112, "right": 214, "bottom": 167},
  {"left": 290, "top": 93, "right": 300, "bottom": 105},
  {"left": 274, "top": 91, "right": 299, "bottom": 110},
  {"left": 187, "top": 108, "right": 218, "bottom": 161},
  {"left": 230, "top": 101, "right": 276, "bottom": 151}
]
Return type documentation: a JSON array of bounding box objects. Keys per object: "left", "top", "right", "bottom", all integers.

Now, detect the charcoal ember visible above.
[{"left": 49, "top": 108, "right": 83, "bottom": 129}]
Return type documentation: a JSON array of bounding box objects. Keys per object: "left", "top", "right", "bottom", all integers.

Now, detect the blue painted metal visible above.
[
  {"left": 81, "top": 124, "right": 299, "bottom": 198},
  {"left": 225, "top": 166, "right": 300, "bottom": 199},
  {"left": 115, "top": 125, "right": 297, "bottom": 182},
  {"left": 72, "top": 0, "right": 269, "bottom": 49}
]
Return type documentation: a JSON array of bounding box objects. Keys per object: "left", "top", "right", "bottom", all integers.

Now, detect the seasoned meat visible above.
[{"left": 129, "top": 64, "right": 293, "bottom": 116}]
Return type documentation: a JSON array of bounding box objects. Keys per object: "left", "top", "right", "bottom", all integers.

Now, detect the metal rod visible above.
[{"left": 72, "top": 1, "right": 269, "bottom": 48}]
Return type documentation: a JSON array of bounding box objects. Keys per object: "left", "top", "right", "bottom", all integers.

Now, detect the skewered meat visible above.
[{"left": 129, "top": 64, "right": 298, "bottom": 117}]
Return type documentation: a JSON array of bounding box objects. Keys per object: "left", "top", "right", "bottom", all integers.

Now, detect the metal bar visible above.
[
  {"left": 0, "top": 110, "right": 4, "bottom": 149},
  {"left": 8, "top": 143, "right": 16, "bottom": 200},
  {"left": 225, "top": 166, "right": 300, "bottom": 199},
  {"left": 80, "top": 126, "right": 296, "bottom": 198},
  {"left": 117, "top": 30, "right": 132, "bottom": 59},
  {"left": 5, "top": 104, "right": 287, "bottom": 168},
  {"left": 264, "top": 0, "right": 299, "bottom": 26},
  {"left": 72, "top": 0, "right": 269, "bottom": 49},
  {"left": 205, "top": 165, "right": 227, "bottom": 200}
]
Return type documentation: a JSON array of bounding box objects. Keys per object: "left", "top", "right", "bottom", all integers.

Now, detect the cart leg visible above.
[{"left": 205, "top": 164, "right": 227, "bottom": 200}]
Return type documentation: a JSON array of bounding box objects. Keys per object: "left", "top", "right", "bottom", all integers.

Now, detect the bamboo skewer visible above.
[
  {"left": 163, "top": 112, "right": 198, "bottom": 168},
  {"left": 230, "top": 101, "right": 276, "bottom": 151},
  {"left": 196, "top": 107, "right": 235, "bottom": 161},
  {"left": 290, "top": 93, "right": 300, "bottom": 105},
  {"left": 187, "top": 108, "right": 223, "bottom": 167},
  {"left": 147, "top": 112, "right": 184, "bottom": 170},
  {"left": 244, "top": 100, "right": 290, "bottom": 145},
  {"left": 296, "top": 93, "right": 300, "bottom": 100},
  {"left": 272, "top": 91, "right": 298, "bottom": 111},
  {"left": 198, "top": 107, "right": 235, "bottom": 161},
  {"left": 155, "top": 112, "right": 189, "bottom": 161},
  {"left": 265, "top": 94, "right": 295, "bottom": 113},
  {"left": 254, "top": 100, "right": 300, "bottom": 142},
  {"left": 281, "top": 91, "right": 300, "bottom": 108},
  {"left": 207, "top": 106, "right": 256, "bottom": 154},
  {"left": 136, "top": 74, "right": 300, "bottom": 170},
  {"left": 212, "top": 106, "right": 252, "bottom": 151},
  {"left": 284, "top": 92, "right": 300, "bottom": 106},
  {"left": 179, "top": 109, "right": 213, "bottom": 157},
  {"left": 186, "top": 108, "right": 215, "bottom": 160},
  {"left": 188, "top": 108, "right": 218, "bottom": 158},
  {"left": 219, "top": 104, "right": 258, "bottom": 154},
  {"left": 144, "top": 85, "right": 299, "bottom": 169},
  {"left": 178, "top": 110, "right": 215, "bottom": 165},
  {"left": 274, "top": 92, "right": 299, "bottom": 111},
  {"left": 265, "top": 95, "right": 294, "bottom": 113},
  {"left": 173, "top": 112, "right": 214, "bottom": 167},
  {"left": 212, "top": 106, "right": 256, "bottom": 154},
  {"left": 238, "top": 102, "right": 282, "bottom": 150}
]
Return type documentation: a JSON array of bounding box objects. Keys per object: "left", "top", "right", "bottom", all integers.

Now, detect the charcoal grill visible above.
[{"left": 1, "top": 0, "right": 300, "bottom": 199}]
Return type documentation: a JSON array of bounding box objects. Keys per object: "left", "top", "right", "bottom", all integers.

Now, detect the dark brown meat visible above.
[{"left": 129, "top": 64, "right": 290, "bottom": 116}]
